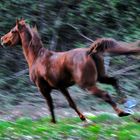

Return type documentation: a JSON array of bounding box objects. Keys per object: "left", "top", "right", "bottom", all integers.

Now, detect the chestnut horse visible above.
[{"left": 2, "top": 19, "right": 139, "bottom": 123}]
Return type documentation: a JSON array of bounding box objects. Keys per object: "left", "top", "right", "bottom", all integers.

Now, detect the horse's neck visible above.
[{"left": 20, "top": 30, "right": 42, "bottom": 68}]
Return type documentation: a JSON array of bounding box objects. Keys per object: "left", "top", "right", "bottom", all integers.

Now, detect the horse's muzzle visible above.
[
  {"left": 0, "top": 38, "right": 4, "bottom": 48},
  {"left": 0, "top": 38, "right": 9, "bottom": 48}
]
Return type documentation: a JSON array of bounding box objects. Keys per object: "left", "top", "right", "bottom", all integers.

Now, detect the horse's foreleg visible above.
[
  {"left": 36, "top": 80, "right": 56, "bottom": 123},
  {"left": 87, "top": 86, "right": 130, "bottom": 117},
  {"left": 60, "top": 88, "right": 86, "bottom": 121},
  {"left": 98, "top": 76, "right": 126, "bottom": 103},
  {"left": 42, "top": 90, "right": 56, "bottom": 123}
]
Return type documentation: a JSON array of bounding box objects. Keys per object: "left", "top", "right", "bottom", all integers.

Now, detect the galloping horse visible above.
[{"left": 2, "top": 19, "right": 139, "bottom": 123}]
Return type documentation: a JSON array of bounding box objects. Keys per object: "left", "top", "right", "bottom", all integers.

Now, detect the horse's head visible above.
[{"left": 1, "top": 19, "right": 27, "bottom": 47}]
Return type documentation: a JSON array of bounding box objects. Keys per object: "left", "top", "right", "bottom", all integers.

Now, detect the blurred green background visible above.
[{"left": 0, "top": 0, "right": 140, "bottom": 139}]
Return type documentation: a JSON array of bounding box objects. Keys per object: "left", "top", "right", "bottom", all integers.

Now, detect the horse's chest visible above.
[
  {"left": 29, "top": 67, "right": 38, "bottom": 83},
  {"left": 29, "top": 64, "right": 46, "bottom": 83},
  {"left": 29, "top": 70, "right": 36, "bottom": 83}
]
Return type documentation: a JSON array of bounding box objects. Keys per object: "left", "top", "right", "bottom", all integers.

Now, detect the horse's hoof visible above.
[
  {"left": 51, "top": 119, "right": 56, "bottom": 123},
  {"left": 118, "top": 112, "right": 131, "bottom": 117},
  {"left": 80, "top": 115, "right": 86, "bottom": 121}
]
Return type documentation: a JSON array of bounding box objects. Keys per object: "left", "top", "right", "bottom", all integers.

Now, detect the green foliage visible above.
[
  {"left": 0, "top": 113, "right": 140, "bottom": 139},
  {"left": 74, "top": 42, "right": 86, "bottom": 48}
]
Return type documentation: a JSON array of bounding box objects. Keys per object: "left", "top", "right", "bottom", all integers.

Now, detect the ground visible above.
[{"left": 0, "top": 85, "right": 140, "bottom": 121}]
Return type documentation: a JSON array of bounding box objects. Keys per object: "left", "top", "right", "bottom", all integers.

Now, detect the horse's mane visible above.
[
  {"left": 30, "top": 26, "right": 44, "bottom": 47},
  {"left": 26, "top": 25, "right": 44, "bottom": 56},
  {"left": 18, "top": 23, "right": 44, "bottom": 61},
  {"left": 88, "top": 38, "right": 119, "bottom": 55}
]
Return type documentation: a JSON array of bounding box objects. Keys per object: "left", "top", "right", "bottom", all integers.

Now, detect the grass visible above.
[{"left": 0, "top": 113, "right": 140, "bottom": 140}]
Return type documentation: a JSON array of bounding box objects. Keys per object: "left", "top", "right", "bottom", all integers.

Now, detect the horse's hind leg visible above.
[
  {"left": 92, "top": 54, "right": 125, "bottom": 101},
  {"left": 60, "top": 88, "right": 86, "bottom": 121},
  {"left": 87, "top": 86, "right": 130, "bottom": 117},
  {"left": 36, "top": 79, "right": 56, "bottom": 123},
  {"left": 98, "top": 76, "right": 126, "bottom": 103}
]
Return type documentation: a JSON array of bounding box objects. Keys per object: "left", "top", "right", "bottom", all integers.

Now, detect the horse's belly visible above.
[
  {"left": 72, "top": 61, "right": 97, "bottom": 88},
  {"left": 45, "top": 71, "right": 74, "bottom": 88}
]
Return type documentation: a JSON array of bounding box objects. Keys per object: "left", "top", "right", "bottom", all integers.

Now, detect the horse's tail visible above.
[{"left": 87, "top": 38, "right": 140, "bottom": 55}]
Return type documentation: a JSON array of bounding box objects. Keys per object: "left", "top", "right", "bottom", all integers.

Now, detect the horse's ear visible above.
[
  {"left": 33, "top": 25, "right": 38, "bottom": 32},
  {"left": 16, "top": 19, "right": 19, "bottom": 25},
  {"left": 16, "top": 19, "right": 23, "bottom": 31},
  {"left": 20, "top": 17, "right": 25, "bottom": 22}
]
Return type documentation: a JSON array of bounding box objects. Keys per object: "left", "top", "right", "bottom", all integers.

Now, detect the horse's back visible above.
[{"left": 64, "top": 49, "right": 98, "bottom": 88}]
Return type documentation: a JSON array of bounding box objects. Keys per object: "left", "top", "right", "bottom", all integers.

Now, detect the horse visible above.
[{"left": 2, "top": 19, "right": 138, "bottom": 123}]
